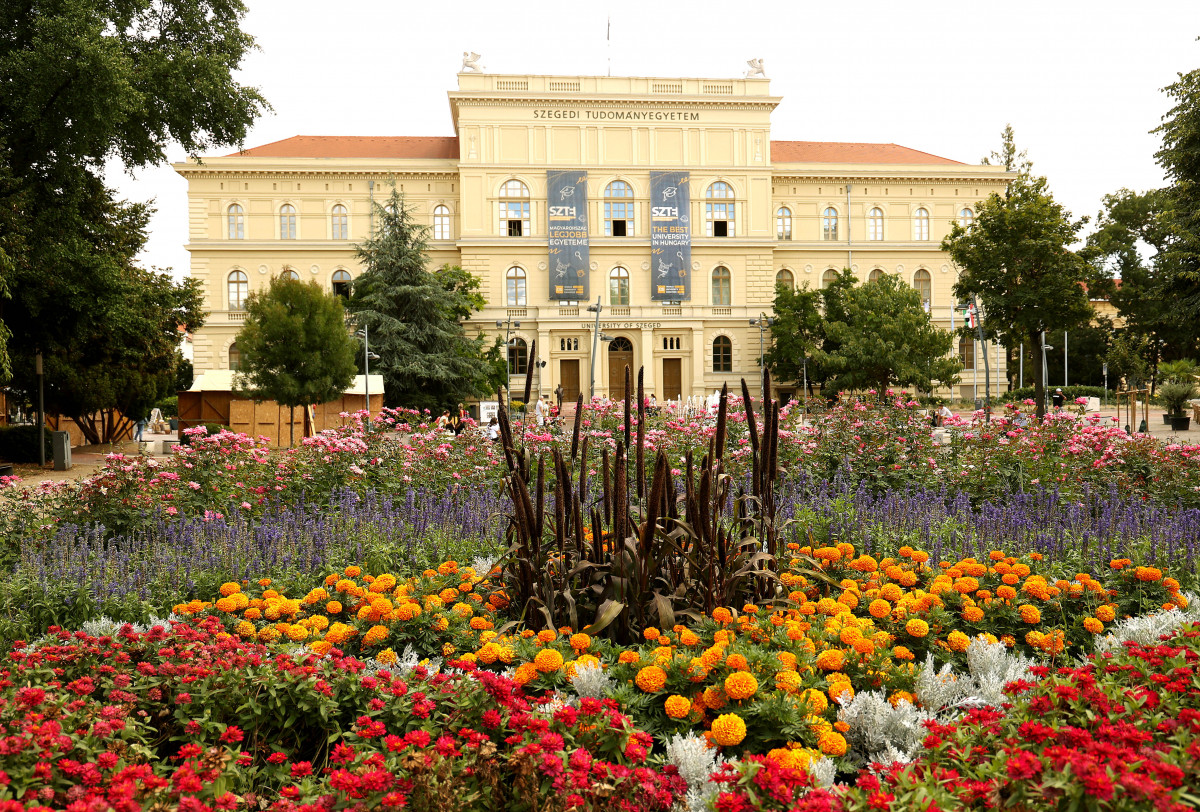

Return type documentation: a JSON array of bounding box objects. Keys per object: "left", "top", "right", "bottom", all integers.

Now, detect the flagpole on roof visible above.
[{"left": 607, "top": 17, "right": 611, "bottom": 77}]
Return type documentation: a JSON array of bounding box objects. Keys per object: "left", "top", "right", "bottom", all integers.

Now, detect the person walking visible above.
[
  {"left": 134, "top": 416, "right": 147, "bottom": 443},
  {"left": 534, "top": 395, "right": 548, "bottom": 427},
  {"left": 1052, "top": 388, "right": 1065, "bottom": 410}
]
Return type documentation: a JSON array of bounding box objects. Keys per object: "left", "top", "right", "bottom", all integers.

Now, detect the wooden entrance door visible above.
[
  {"left": 559, "top": 359, "right": 580, "bottom": 404},
  {"left": 608, "top": 337, "right": 633, "bottom": 401},
  {"left": 662, "top": 358, "right": 682, "bottom": 400}
]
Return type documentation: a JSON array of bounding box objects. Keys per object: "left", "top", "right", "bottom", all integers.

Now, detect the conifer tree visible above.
[{"left": 347, "top": 190, "right": 504, "bottom": 412}]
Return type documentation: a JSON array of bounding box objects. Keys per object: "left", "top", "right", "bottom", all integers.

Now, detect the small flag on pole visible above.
[{"left": 964, "top": 303, "right": 978, "bottom": 329}]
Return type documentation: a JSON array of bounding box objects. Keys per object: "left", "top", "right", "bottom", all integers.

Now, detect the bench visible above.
[
  {"left": 0, "top": 463, "right": 13, "bottom": 477},
  {"left": 161, "top": 439, "right": 180, "bottom": 454}
]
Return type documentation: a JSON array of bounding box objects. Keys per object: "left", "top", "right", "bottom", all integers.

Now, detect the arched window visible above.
[
  {"left": 868, "top": 207, "right": 884, "bottom": 241},
  {"left": 711, "top": 266, "right": 732, "bottom": 306},
  {"left": 609, "top": 266, "right": 630, "bottom": 306},
  {"left": 506, "top": 267, "right": 527, "bottom": 306},
  {"left": 822, "top": 207, "right": 839, "bottom": 241},
  {"left": 604, "top": 181, "right": 634, "bottom": 236},
  {"left": 868, "top": 268, "right": 884, "bottom": 283},
  {"left": 332, "top": 269, "right": 352, "bottom": 299},
  {"left": 331, "top": 204, "right": 348, "bottom": 240},
  {"left": 227, "top": 204, "right": 244, "bottom": 240},
  {"left": 508, "top": 338, "right": 528, "bottom": 375},
  {"left": 280, "top": 204, "right": 297, "bottom": 240},
  {"left": 227, "top": 270, "right": 248, "bottom": 310},
  {"left": 706, "top": 182, "right": 735, "bottom": 237},
  {"left": 499, "top": 180, "right": 530, "bottom": 237},
  {"left": 433, "top": 205, "right": 451, "bottom": 240},
  {"left": 959, "top": 207, "right": 975, "bottom": 229},
  {"left": 776, "top": 207, "right": 792, "bottom": 240},
  {"left": 821, "top": 269, "right": 838, "bottom": 288},
  {"left": 913, "top": 269, "right": 932, "bottom": 310},
  {"left": 959, "top": 335, "right": 975, "bottom": 370},
  {"left": 712, "top": 336, "right": 733, "bottom": 372},
  {"left": 914, "top": 207, "right": 930, "bottom": 241},
  {"left": 776, "top": 269, "right": 794, "bottom": 291},
  {"left": 228, "top": 343, "right": 241, "bottom": 371},
  {"left": 280, "top": 268, "right": 300, "bottom": 281}
]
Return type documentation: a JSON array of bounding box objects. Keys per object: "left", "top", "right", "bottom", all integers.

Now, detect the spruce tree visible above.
[{"left": 347, "top": 190, "right": 503, "bottom": 413}]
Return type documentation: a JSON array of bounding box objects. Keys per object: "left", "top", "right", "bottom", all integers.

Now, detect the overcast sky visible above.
[{"left": 108, "top": 0, "right": 1200, "bottom": 279}]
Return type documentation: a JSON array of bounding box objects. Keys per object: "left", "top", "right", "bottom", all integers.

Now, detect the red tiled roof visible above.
[
  {"left": 770, "top": 141, "right": 963, "bottom": 165},
  {"left": 225, "top": 135, "right": 959, "bottom": 165},
  {"left": 227, "top": 136, "right": 460, "bottom": 159}
]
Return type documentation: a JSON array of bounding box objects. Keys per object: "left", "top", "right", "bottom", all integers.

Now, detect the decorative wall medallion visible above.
[
  {"left": 941, "top": 264, "right": 950, "bottom": 274},
  {"left": 692, "top": 261, "right": 701, "bottom": 271},
  {"left": 895, "top": 264, "right": 905, "bottom": 274},
  {"left": 850, "top": 264, "right": 859, "bottom": 273},
  {"left": 804, "top": 264, "right": 813, "bottom": 274},
  {"left": 641, "top": 261, "right": 650, "bottom": 271},
  {"left": 258, "top": 265, "right": 268, "bottom": 275},
  {"left": 590, "top": 261, "right": 598, "bottom": 271},
  {"left": 309, "top": 264, "right": 319, "bottom": 275},
  {"left": 538, "top": 261, "right": 547, "bottom": 271}
]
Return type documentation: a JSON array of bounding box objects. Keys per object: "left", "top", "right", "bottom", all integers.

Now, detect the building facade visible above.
[{"left": 176, "top": 72, "right": 1011, "bottom": 403}]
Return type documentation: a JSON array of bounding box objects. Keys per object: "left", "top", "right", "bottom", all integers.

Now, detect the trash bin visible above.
[
  {"left": 51, "top": 430, "right": 72, "bottom": 471},
  {"left": 974, "top": 398, "right": 983, "bottom": 412},
  {"left": 169, "top": 418, "right": 178, "bottom": 431}
]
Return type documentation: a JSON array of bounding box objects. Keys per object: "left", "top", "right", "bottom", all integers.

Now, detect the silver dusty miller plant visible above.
[
  {"left": 1094, "top": 592, "right": 1200, "bottom": 652},
  {"left": 569, "top": 661, "right": 615, "bottom": 699},
  {"left": 664, "top": 732, "right": 728, "bottom": 812}
]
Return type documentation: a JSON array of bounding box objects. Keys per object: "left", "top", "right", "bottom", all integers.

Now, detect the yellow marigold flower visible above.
[
  {"left": 308, "top": 640, "right": 332, "bottom": 656},
  {"left": 664, "top": 695, "right": 692, "bottom": 719},
  {"left": 711, "top": 713, "right": 747, "bottom": 747},
  {"left": 286, "top": 625, "right": 309, "bottom": 641},
  {"left": 257, "top": 627, "right": 280, "bottom": 643},
  {"left": 219, "top": 582, "right": 241, "bottom": 597},
  {"left": 962, "top": 606, "right": 985, "bottom": 623},
  {"left": 1025, "top": 630, "right": 1045, "bottom": 647},
  {"left": 570, "top": 633, "right": 591, "bottom": 651},
  {"left": 724, "top": 672, "right": 758, "bottom": 701},
  {"left": 815, "top": 649, "right": 846, "bottom": 671},
  {"left": 905, "top": 619, "right": 930, "bottom": 638},
  {"left": 775, "top": 670, "right": 801, "bottom": 694},
  {"left": 618, "top": 650, "right": 641, "bottom": 665},
  {"left": 889, "top": 690, "right": 916, "bottom": 707},
  {"left": 534, "top": 649, "right": 565, "bottom": 673},
  {"left": 437, "top": 560, "right": 459, "bottom": 576},
  {"left": 1018, "top": 605, "right": 1041, "bottom": 624},
  {"left": 442, "top": 642, "right": 457, "bottom": 656},
  {"left": 635, "top": 665, "right": 668, "bottom": 692},
  {"left": 799, "top": 688, "right": 828, "bottom": 714},
  {"left": 817, "top": 731, "right": 848, "bottom": 756},
  {"left": 703, "top": 686, "right": 727, "bottom": 710},
  {"left": 947, "top": 631, "right": 970, "bottom": 653},
  {"left": 777, "top": 651, "right": 798, "bottom": 670},
  {"left": 726, "top": 653, "right": 749, "bottom": 671},
  {"left": 375, "top": 648, "right": 398, "bottom": 665},
  {"left": 827, "top": 679, "right": 854, "bottom": 705},
  {"left": 235, "top": 621, "right": 256, "bottom": 638},
  {"left": 1083, "top": 617, "right": 1104, "bottom": 633},
  {"left": 513, "top": 662, "right": 538, "bottom": 686}
]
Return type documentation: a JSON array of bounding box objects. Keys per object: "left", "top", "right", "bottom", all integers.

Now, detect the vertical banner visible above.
[
  {"left": 547, "top": 171, "right": 589, "bottom": 301},
  {"left": 650, "top": 170, "right": 691, "bottom": 301}
]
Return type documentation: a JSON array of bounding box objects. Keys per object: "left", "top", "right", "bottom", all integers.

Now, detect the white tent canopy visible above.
[{"left": 189, "top": 370, "right": 384, "bottom": 397}]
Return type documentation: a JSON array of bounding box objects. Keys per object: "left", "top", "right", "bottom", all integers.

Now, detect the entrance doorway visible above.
[
  {"left": 608, "top": 337, "right": 633, "bottom": 400},
  {"left": 559, "top": 359, "right": 580, "bottom": 405},
  {"left": 662, "top": 358, "right": 682, "bottom": 400}
]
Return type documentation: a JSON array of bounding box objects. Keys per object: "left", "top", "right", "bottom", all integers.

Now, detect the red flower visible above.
[{"left": 218, "top": 726, "right": 244, "bottom": 744}]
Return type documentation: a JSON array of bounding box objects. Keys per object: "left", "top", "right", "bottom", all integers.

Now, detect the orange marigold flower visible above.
[
  {"left": 376, "top": 648, "right": 398, "bottom": 665},
  {"left": 680, "top": 630, "right": 701, "bottom": 647},
  {"left": 962, "top": 606, "right": 985, "bottom": 623},
  {"left": 724, "top": 672, "right": 758, "bottom": 701},
  {"left": 989, "top": 551, "right": 1006, "bottom": 561},
  {"left": 879, "top": 583, "right": 903, "bottom": 602},
  {"left": 618, "top": 650, "right": 641, "bottom": 665},
  {"left": 946, "top": 631, "right": 971, "bottom": 652},
  {"left": 799, "top": 688, "right": 828, "bottom": 714},
  {"left": 726, "top": 654, "right": 749, "bottom": 671},
  {"left": 911, "top": 551, "right": 930, "bottom": 564},
  {"left": 892, "top": 645, "right": 915, "bottom": 661},
  {"left": 219, "top": 582, "right": 241, "bottom": 597},
  {"left": 868, "top": 599, "right": 891, "bottom": 619},
  {"left": 664, "top": 695, "right": 691, "bottom": 719},
  {"left": 533, "top": 649, "right": 564, "bottom": 673},
  {"left": 711, "top": 713, "right": 747, "bottom": 747},
  {"left": 889, "top": 690, "right": 916, "bottom": 707},
  {"left": 818, "top": 731, "right": 848, "bottom": 756},
  {"left": 1135, "top": 566, "right": 1163, "bottom": 582},
  {"left": 570, "top": 633, "right": 591, "bottom": 651},
  {"left": 362, "top": 625, "right": 389, "bottom": 647},
  {"left": 898, "top": 546, "right": 914, "bottom": 558},
  {"left": 1018, "top": 605, "right": 1041, "bottom": 624},
  {"left": 712, "top": 608, "right": 734, "bottom": 624},
  {"left": 953, "top": 577, "right": 980, "bottom": 594},
  {"left": 635, "top": 665, "right": 668, "bottom": 692},
  {"left": 344, "top": 566, "right": 362, "bottom": 578},
  {"left": 513, "top": 662, "right": 539, "bottom": 686},
  {"left": 537, "top": 630, "right": 557, "bottom": 643},
  {"left": 1083, "top": 617, "right": 1104, "bottom": 633},
  {"left": 775, "top": 670, "right": 802, "bottom": 693}
]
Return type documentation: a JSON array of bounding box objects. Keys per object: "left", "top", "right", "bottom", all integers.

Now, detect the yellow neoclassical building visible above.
[{"left": 176, "top": 71, "right": 1010, "bottom": 403}]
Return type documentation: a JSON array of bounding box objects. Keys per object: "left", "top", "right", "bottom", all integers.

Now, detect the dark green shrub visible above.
[
  {"left": 0, "top": 424, "right": 52, "bottom": 463},
  {"left": 1001, "top": 385, "right": 1114, "bottom": 404}
]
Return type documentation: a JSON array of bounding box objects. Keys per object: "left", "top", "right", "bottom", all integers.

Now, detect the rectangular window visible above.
[
  {"left": 706, "top": 202, "right": 734, "bottom": 237},
  {"left": 713, "top": 220, "right": 728, "bottom": 238},
  {"left": 507, "top": 220, "right": 523, "bottom": 237},
  {"left": 500, "top": 200, "right": 530, "bottom": 237}
]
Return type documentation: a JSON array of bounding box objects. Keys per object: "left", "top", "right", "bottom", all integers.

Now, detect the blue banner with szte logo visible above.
[
  {"left": 650, "top": 170, "right": 691, "bottom": 301},
  {"left": 547, "top": 171, "right": 589, "bottom": 301}
]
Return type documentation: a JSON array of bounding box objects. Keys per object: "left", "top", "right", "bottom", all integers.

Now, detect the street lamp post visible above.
[
  {"left": 496, "top": 317, "right": 521, "bottom": 406},
  {"left": 1041, "top": 331, "right": 1055, "bottom": 413},
  {"left": 354, "top": 326, "right": 380, "bottom": 429},
  {"left": 586, "top": 298, "right": 604, "bottom": 400},
  {"left": 35, "top": 351, "right": 45, "bottom": 467},
  {"left": 749, "top": 314, "right": 775, "bottom": 373}
]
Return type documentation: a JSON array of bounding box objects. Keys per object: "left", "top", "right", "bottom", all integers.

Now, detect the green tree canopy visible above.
[
  {"left": 346, "top": 190, "right": 504, "bottom": 413},
  {"left": 817, "top": 273, "right": 960, "bottom": 394},
  {"left": 764, "top": 281, "right": 823, "bottom": 391},
  {"left": 0, "top": 0, "right": 266, "bottom": 382},
  {"left": 943, "top": 127, "right": 1093, "bottom": 416},
  {"left": 1155, "top": 64, "right": 1200, "bottom": 324},
  {"left": 3, "top": 189, "right": 203, "bottom": 443},
  {"left": 234, "top": 277, "right": 358, "bottom": 446}
]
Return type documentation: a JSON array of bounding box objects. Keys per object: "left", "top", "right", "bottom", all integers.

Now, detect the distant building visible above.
[{"left": 176, "top": 71, "right": 1010, "bottom": 402}]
